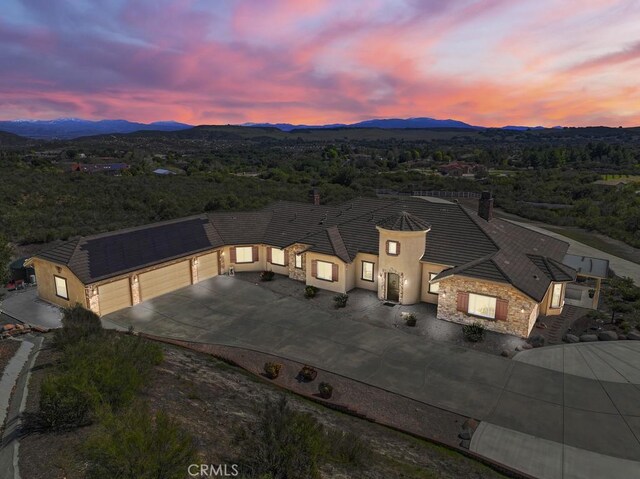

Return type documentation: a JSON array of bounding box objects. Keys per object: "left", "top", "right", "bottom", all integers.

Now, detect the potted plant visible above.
[
  {"left": 263, "top": 362, "right": 282, "bottom": 379},
  {"left": 260, "top": 270, "right": 275, "bottom": 282},
  {"left": 318, "top": 382, "right": 333, "bottom": 399},
  {"left": 304, "top": 286, "right": 318, "bottom": 298},
  {"left": 405, "top": 313, "right": 417, "bottom": 327},
  {"left": 333, "top": 293, "right": 349, "bottom": 308},
  {"left": 299, "top": 365, "right": 318, "bottom": 382},
  {"left": 588, "top": 289, "right": 595, "bottom": 299}
]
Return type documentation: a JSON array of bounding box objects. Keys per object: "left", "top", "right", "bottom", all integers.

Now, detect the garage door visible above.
[
  {"left": 139, "top": 261, "right": 192, "bottom": 301},
  {"left": 98, "top": 278, "right": 132, "bottom": 315},
  {"left": 197, "top": 252, "right": 219, "bottom": 280}
]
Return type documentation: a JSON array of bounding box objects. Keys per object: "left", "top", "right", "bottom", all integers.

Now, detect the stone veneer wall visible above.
[
  {"left": 437, "top": 276, "right": 538, "bottom": 338},
  {"left": 288, "top": 244, "right": 307, "bottom": 282}
]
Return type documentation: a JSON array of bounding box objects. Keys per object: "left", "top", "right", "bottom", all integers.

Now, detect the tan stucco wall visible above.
[
  {"left": 265, "top": 246, "right": 289, "bottom": 276},
  {"left": 305, "top": 252, "right": 347, "bottom": 294},
  {"left": 32, "top": 259, "right": 87, "bottom": 309},
  {"left": 539, "top": 282, "right": 565, "bottom": 316},
  {"left": 352, "top": 252, "right": 379, "bottom": 292},
  {"left": 436, "top": 275, "right": 539, "bottom": 338},
  {"left": 221, "top": 245, "right": 266, "bottom": 273},
  {"left": 376, "top": 227, "right": 428, "bottom": 304},
  {"left": 420, "top": 262, "right": 451, "bottom": 304}
]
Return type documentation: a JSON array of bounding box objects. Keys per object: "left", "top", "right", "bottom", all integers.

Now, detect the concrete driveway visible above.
[{"left": 103, "top": 276, "right": 640, "bottom": 479}]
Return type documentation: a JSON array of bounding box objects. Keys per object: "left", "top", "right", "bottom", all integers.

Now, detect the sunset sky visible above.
[{"left": 2, "top": 0, "right": 640, "bottom": 126}]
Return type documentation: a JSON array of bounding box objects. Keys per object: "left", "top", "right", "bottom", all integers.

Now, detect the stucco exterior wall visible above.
[
  {"left": 352, "top": 253, "right": 379, "bottom": 292},
  {"left": 376, "top": 227, "right": 427, "bottom": 304},
  {"left": 436, "top": 275, "right": 539, "bottom": 338},
  {"left": 539, "top": 282, "right": 565, "bottom": 316},
  {"left": 221, "top": 245, "right": 267, "bottom": 273},
  {"left": 420, "top": 262, "right": 451, "bottom": 304},
  {"left": 305, "top": 252, "right": 347, "bottom": 294},
  {"left": 32, "top": 259, "right": 87, "bottom": 309},
  {"left": 265, "top": 246, "right": 290, "bottom": 276}
]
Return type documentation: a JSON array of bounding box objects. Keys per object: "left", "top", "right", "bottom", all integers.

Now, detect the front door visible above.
[{"left": 387, "top": 273, "right": 400, "bottom": 302}]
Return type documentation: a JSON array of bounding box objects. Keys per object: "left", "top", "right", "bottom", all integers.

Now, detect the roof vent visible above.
[{"left": 533, "top": 274, "right": 539, "bottom": 280}]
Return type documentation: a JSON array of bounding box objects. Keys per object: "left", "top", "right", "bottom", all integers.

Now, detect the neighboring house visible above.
[
  {"left": 152, "top": 168, "right": 177, "bottom": 175},
  {"left": 27, "top": 192, "right": 576, "bottom": 338},
  {"left": 71, "top": 162, "right": 129, "bottom": 175}
]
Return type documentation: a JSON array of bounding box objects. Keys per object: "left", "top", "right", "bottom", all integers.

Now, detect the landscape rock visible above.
[
  {"left": 2, "top": 324, "right": 15, "bottom": 332},
  {"left": 460, "top": 439, "right": 471, "bottom": 449},
  {"left": 462, "top": 418, "right": 479, "bottom": 431},
  {"left": 598, "top": 331, "right": 618, "bottom": 341},
  {"left": 515, "top": 345, "right": 523, "bottom": 352},
  {"left": 580, "top": 334, "right": 599, "bottom": 342},
  {"left": 627, "top": 331, "right": 640, "bottom": 341},
  {"left": 564, "top": 334, "right": 580, "bottom": 343},
  {"left": 459, "top": 429, "right": 472, "bottom": 440},
  {"left": 522, "top": 343, "right": 533, "bottom": 350},
  {"left": 501, "top": 350, "right": 510, "bottom": 358}
]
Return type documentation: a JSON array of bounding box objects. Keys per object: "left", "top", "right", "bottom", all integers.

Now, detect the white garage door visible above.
[
  {"left": 197, "top": 252, "right": 219, "bottom": 280},
  {"left": 139, "top": 261, "right": 192, "bottom": 301},
  {"left": 98, "top": 278, "right": 132, "bottom": 316}
]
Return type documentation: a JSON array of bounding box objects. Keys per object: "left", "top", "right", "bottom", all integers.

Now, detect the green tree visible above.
[{"left": 0, "top": 235, "right": 13, "bottom": 284}]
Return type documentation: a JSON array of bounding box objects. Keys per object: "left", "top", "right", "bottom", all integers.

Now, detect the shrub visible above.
[
  {"left": 463, "top": 322, "right": 485, "bottom": 342},
  {"left": 299, "top": 365, "right": 317, "bottom": 382},
  {"left": 84, "top": 405, "right": 197, "bottom": 479},
  {"left": 38, "top": 372, "right": 96, "bottom": 430},
  {"left": 405, "top": 313, "right": 417, "bottom": 327},
  {"left": 53, "top": 304, "right": 103, "bottom": 349},
  {"left": 244, "top": 397, "right": 326, "bottom": 479},
  {"left": 318, "top": 382, "right": 333, "bottom": 399},
  {"left": 333, "top": 293, "right": 349, "bottom": 308},
  {"left": 528, "top": 334, "right": 545, "bottom": 348},
  {"left": 260, "top": 270, "right": 275, "bottom": 282},
  {"left": 264, "top": 361, "right": 282, "bottom": 379},
  {"left": 304, "top": 285, "right": 318, "bottom": 298},
  {"left": 326, "top": 430, "right": 372, "bottom": 466}
]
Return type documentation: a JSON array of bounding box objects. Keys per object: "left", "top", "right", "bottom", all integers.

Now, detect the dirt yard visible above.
[
  {"left": 0, "top": 339, "right": 20, "bottom": 375},
  {"left": 19, "top": 334, "right": 507, "bottom": 479}
]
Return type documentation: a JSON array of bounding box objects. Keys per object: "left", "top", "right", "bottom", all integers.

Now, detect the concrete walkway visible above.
[
  {"left": 1, "top": 289, "right": 62, "bottom": 330},
  {"left": 103, "top": 276, "right": 640, "bottom": 479},
  {"left": 507, "top": 220, "right": 640, "bottom": 284}
]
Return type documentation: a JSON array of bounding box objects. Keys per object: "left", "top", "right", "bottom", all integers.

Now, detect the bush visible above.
[
  {"left": 53, "top": 304, "right": 103, "bottom": 349},
  {"left": 84, "top": 405, "right": 197, "bottom": 479},
  {"left": 299, "top": 365, "right": 317, "bottom": 382},
  {"left": 264, "top": 362, "right": 282, "bottom": 379},
  {"left": 462, "top": 322, "right": 485, "bottom": 342},
  {"left": 304, "top": 285, "right": 318, "bottom": 298},
  {"left": 528, "top": 334, "right": 545, "bottom": 348},
  {"left": 38, "top": 372, "right": 96, "bottom": 430},
  {"left": 326, "top": 430, "right": 372, "bottom": 466},
  {"left": 405, "top": 313, "right": 417, "bottom": 327},
  {"left": 318, "top": 382, "right": 333, "bottom": 399},
  {"left": 333, "top": 293, "right": 349, "bottom": 308},
  {"left": 244, "top": 397, "right": 326, "bottom": 479},
  {"left": 260, "top": 270, "right": 275, "bottom": 282}
]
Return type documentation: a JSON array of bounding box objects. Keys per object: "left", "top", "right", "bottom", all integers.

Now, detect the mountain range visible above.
[{"left": 0, "top": 117, "right": 562, "bottom": 139}]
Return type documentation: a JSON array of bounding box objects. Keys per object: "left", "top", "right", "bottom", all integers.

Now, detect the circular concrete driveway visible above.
[{"left": 103, "top": 275, "right": 640, "bottom": 479}]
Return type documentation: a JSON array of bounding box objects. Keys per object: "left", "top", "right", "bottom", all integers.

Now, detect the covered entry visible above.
[
  {"left": 387, "top": 273, "right": 400, "bottom": 302},
  {"left": 98, "top": 278, "right": 132, "bottom": 315},
  {"left": 139, "top": 261, "right": 192, "bottom": 301}
]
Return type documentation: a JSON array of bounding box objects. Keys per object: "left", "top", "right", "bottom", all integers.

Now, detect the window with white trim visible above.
[
  {"left": 295, "top": 254, "right": 303, "bottom": 269},
  {"left": 316, "top": 261, "right": 333, "bottom": 281},
  {"left": 428, "top": 272, "right": 439, "bottom": 294},
  {"left": 235, "top": 246, "right": 253, "bottom": 263},
  {"left": 271, "top": 248, "right": 285, "bottom": 266},
  {"left": 468, "top": 293, "right": 496, "bottom": 319},
  {"left": 362, "top": 261, "right": 374, "bottom": 281},
  {"left": 387, "top": 241, "right": 399, "bottom": 255},
  {"left": 551, "top": 283, "right": 563, "bottom": 308},
  {"left": 54, "top": 275, "right": 69, "bottom": 299}
]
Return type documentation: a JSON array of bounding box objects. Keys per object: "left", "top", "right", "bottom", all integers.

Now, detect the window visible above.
[
  {"left": 316, "top": 261, "right": 333, "bottom": 281},
  {"left": 551, "top": 283, "right": 563, "bottom": 308},
  {"left": 468, "top": 293, "right": 496, "bottom": 319},
  {"left": 387, "top": 241, "right": 399, "bottom": 255},
  {"left": 428, "top": 272, "right": 439, "bottom": 294},
  {"left": 295, "top": 254, "right": 303, "bottom": 269},
  {"left": 235, "top": 246, "right": 253, "bottom": 263},
  {"left": 271, "top": 248, "right": 285, "bottom": 266},
  {"left": 54, "top": 275, "right": 68, "bottom": 299},
  {"left": 361, "top": 261, "right": 374, "bottom": 281}
]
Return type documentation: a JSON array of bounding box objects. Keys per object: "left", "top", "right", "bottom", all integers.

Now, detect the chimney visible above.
[
  {"left": 478, "top": 191, "right": 494, "bottom": 221},
  {"left": 310, "top": 188, "right": 320, "bottom": 206}
]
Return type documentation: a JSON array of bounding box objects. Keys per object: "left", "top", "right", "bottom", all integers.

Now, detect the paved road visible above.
[{"left": 103, "top": 276, "right": 640, "bottom": 479}]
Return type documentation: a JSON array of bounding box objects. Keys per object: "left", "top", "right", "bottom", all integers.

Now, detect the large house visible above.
[{"left": 28, "top": 192, "right": 577, "bottom": 338}]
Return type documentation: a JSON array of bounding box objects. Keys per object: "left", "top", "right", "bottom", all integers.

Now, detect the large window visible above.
[
  {"left": 468, "top": 293, "right": 496, "bottom": 319},
  {"left": 295, "top": 254, "right": 303, "bottom": 269},
  {"left": 54, "top": 275, "right": 69, "bottom": 299},
  {"left": 551, "top": 283, "right": 564, "bottom": 308},
  {"left": 271, "top": 248, "right": 285, "bottom": 266},
  {"left": 387, "top": 240, "right": 399, "bottom": 256},
  {"left": 316, "top": 261, "right": 333, "bottom": 281},
  {"left": 428, "top": 272, "right": 439, "bottom": 294},
  {"left": 361, "top": 261, "right": 374, "bottom": 282},
  {"left": 235, "top": 246, "right": 253, "bottom": 263}
]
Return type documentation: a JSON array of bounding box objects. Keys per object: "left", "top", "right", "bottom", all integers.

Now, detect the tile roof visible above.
[{"left": 34, "top": 197, "right": 575, "bottom": 301}]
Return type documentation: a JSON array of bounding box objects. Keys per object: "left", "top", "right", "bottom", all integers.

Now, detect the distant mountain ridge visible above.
[
  {"left": 0, "top": 118, "right": 192, "bottom": 139},
  {"left": 243, "top": 117, "right": 483, "bottom": 131}
]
